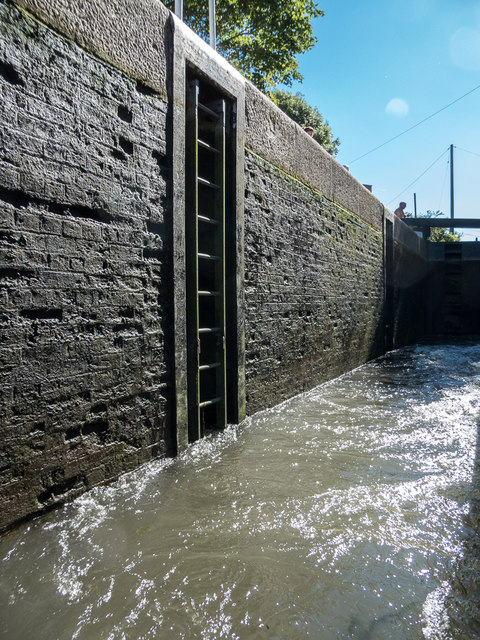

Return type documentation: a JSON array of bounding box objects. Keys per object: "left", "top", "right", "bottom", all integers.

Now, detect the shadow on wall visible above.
[
  {"left": 390, "top": 239, "right": 430, "bottom": 348},
  {"left": 339, "top": 294, "right": 386, "bottom": 368}
]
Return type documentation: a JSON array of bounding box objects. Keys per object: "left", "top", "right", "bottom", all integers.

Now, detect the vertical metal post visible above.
[
  {"left": 450, "top": 144, "right": 454, "bottom": 233},
  {"left": 209, "top": 0, "right": 216, "bottom": 50},
  {"left": 174, "top": 0, "right": 183, "bottom": 19},
  {"left": 414, "top": 192, "right": 417, "bottom": 218}
]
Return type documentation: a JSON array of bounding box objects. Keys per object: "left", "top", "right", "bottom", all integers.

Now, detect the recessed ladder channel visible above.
[
  {"left": 186, "top": 78, "right": 227, "bottom": 441},
  {"left": 442, "top": 243, "right": 463, "bottom": 334}
]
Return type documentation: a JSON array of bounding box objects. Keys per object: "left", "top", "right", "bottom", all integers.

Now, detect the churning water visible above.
[{"left": 1, "top": 340, "right": 479, "bottom": 639}]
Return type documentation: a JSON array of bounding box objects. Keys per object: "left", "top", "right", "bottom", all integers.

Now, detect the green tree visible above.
[
  {"left": 271, "top": 89, "right": 339, "bottom": 155},
  {"left": 166, "top": 0, "right": 323, "bottom": 91},
  {"left": 421, "top": 210, "right": 462, "bottom": 242}
]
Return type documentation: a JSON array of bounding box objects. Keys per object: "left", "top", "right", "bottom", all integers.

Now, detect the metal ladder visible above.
[{"left": 186, "top": 78, "right": 227, "bottom": 441}]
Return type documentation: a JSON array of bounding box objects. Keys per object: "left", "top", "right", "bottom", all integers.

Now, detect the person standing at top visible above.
[{"left": 394, "top": 202, "right": 407, "bottom": 218}]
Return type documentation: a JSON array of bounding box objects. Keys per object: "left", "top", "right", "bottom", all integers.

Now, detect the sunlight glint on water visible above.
[{"left": 0, "top": 341, "right": 479, "bottom": 639}]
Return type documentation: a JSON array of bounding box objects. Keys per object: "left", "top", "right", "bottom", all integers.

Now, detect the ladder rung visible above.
[
  {"left": 199, "top": 362, "right": 221, "bottom": 371},
  {"left": 198, "top": 102, "right": 220, "bottom": 119},
  {"left": 199, "top": 327, "right": 221, "bottom": 334},
  {"left": 198, "top": 214, "right": 219, "bottom": 226},
  {"left": 198, "top": 177, "right": 220, "bottom": 190},
  {"left": 198, "top": 252, "right": 220, "bottom": 261},
  {"left": 198, "top": 290, "right": 220, "bottom": 296},
  {"left": 199, "top": 397, "right": 222, "bottom": 408},
  {"left": 198, "top": 139, "right": 220, "bottom": 154}
]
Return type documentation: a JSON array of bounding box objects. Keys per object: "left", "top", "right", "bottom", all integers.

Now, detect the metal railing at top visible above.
[{"left": 174, "top": 0, "right": 216, "bottom": 51}]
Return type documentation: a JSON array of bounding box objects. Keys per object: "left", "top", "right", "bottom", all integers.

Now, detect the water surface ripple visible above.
[{"left": 1, "top": 341, "right": 480, "bottom": 639}]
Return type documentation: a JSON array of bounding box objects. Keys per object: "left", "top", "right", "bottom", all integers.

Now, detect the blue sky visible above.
[{"left": 283, "top": 0, "right": 480, "bottom": 237}]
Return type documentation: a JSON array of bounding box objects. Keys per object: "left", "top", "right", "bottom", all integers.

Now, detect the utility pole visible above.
[
  {"left": 414, "top": 192, "right": 417, "bottom": 218},
  {"left": 450, "top": 144, "right": 454, "bottom": 232}
]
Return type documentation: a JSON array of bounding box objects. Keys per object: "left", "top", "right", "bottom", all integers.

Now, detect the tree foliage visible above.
[
  {"left": 271, "top": 89, "right": 339, "bottom": 155},
  {"left": 429, "top": 227, "right": 461, "bottom": 242},
  {"left": 166, "top": 0, "right": 323, "bottom": 91},
  {"left": 420, "top": 210, "right": 462, "bottom": 242}
]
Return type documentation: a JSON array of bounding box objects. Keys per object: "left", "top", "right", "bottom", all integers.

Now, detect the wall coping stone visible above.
[
  {"left": 244, "top": 82, "right": 388, "bottom": 231},
  {"left": 14, "top": 0, "right": 171, "bottom": 99}
]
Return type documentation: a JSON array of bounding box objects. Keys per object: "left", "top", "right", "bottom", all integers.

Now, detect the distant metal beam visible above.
[{"left": 404, "top": 218, "right": 480, "bottom": 229}]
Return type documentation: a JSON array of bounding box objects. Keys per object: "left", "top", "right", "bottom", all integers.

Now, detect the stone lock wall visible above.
[
  {"left": 0, "top": 1, "right": 173, "bottom": 530},
  {"left": 243, "top": 152, "right": 385, "bottom": 413},
  {"left": 0, "top": 0, "right": 431, "bottom": 533}
]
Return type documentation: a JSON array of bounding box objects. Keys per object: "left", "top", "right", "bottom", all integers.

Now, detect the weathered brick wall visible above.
[
  {"left": 0, "top": 2, "right": 173, "bottom": 531},
  {"left": 244, "top": 152, "right": 386, "bottom": 413}
]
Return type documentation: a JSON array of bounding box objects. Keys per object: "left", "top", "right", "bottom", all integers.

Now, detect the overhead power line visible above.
[
  {"left": 348, "top": 84, "right": 480, "bottom": 165},
  {"left": 456, "top": 146, "right": 480, "bottom": 159},
  {"left": 387, "top": 148, "right": 449, "bottom": 206}
]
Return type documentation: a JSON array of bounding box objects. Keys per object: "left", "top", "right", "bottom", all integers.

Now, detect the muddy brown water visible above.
[{"left": 1, "top": 340, "right": 479, "bottom": 639}]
